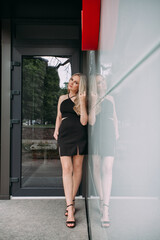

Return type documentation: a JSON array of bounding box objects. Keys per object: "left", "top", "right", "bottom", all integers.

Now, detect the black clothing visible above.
[
  {"left": 91, "top": 98, "right": 116, "bottom": 157},
  {"left": 58, "top": 95, "right": 88, "bottom": 156}
]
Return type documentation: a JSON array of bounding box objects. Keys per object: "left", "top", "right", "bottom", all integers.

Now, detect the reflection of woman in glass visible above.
[
  {"left": 54, "top": 73, "right": 88, "bottom": 228},
  {"left": 89, "top": 74, "right": 119, "bottom": 228}
]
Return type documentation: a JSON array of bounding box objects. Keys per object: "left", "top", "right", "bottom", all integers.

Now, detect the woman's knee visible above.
[
  {"left": 61, "top": 157, "right": 73, "bottom": 175},
  {"left": 62, "top": 164, "right": 73, "bottom": 175},
  {"left": 73, "top": 157, "right": 83, "bottom": 172},
  {"left": 92, "top": 155, "right": 101, "bottom": 171},
  {"left": 73, "top": 162, "right": 83, "bottom": 173},
  {"left": 102, "top": 157, "right": 114, "bottom": 175}
]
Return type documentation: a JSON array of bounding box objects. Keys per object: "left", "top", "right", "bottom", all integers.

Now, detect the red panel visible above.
[{"left": 81, "top": 0, "right": 101, "bottom": 51}]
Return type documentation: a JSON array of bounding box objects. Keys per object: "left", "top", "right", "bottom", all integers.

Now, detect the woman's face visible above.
[{"left": 68, "top": 75, "right": 80, "bottom": 93}]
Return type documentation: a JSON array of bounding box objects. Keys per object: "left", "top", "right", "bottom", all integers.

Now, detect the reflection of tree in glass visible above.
[
  {"left": 23, "top": 57, "right": 68, "bottom": 126},
  {"left": 23, "top": 58, "right": 47, "bottom": 124},
  {"left": 43, "top": 66, "right": 60, "bottom": 125}
]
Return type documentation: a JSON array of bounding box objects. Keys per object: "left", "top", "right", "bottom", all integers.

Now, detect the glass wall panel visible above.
[
  {"left": 87, "top": 0, "right": 160, "bottom": 239},
  {"left": 21, "top": 56, "right": 71, "bottom": 188}
]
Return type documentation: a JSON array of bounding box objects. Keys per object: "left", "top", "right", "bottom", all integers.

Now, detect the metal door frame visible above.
[
  {"left": 11, "top": 46, "right": 80, "bottom": 196},
  {"left": 0, "top": 20, "right": 11, "bottom": 200}
]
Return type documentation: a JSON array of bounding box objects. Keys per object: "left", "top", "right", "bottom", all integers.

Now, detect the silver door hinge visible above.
[
  {"left": 11, "top": 90, "right": 20, "bottom": 99},
  {"left": 11, "top": 61, "right": 21, "bottom": 70},
  {"left": 10, "top": 119, "right": 20, "bottom": 128},
  {"left": 10, "top": 177, "right": 19, "bottom": 183}
]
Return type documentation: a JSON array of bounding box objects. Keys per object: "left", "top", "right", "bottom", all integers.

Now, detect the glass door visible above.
[
  {"left": 22, "top": 55, "right": 71, "bottom": 189},
  {"left": 11, "top": 48, "right": 79, "bottom": 196}
]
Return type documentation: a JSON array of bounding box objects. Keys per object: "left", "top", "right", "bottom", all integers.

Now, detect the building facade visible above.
[{"left": 1, "top": 0, "right": 160, "bottom": 239}]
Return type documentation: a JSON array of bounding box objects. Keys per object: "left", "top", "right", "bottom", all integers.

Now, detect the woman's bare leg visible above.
[
  {"left": 60, "top": 156, "right": 75, "bottom": 227},
  {"left": 92, "top": 154, "right": 103, "bottom": 200},
  {"left": 72, "top": 154, "right": 84, "bottom": 200},
  {"left": 101, "top": 156, "right": 114, "bottom": 226}
]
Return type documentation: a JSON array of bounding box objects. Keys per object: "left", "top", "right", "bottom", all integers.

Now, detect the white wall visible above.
[{"left": 87, "top": 0, "right": 160, "bottom": 239}]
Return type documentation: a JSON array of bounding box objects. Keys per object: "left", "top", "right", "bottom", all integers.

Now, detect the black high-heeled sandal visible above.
[
  {"left": 101, "top": 204, "right": 110, "bottom": 228},
  {"left": 65, "top": 199, "right": 75, "bottom": 216},
  {"left": 66, "top": 203, "right": 76, "bottom": 228}
]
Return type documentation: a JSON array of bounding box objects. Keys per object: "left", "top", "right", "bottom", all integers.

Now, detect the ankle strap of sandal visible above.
[{"left": 67, "top": 203, "right": 74, "bottom": 208}]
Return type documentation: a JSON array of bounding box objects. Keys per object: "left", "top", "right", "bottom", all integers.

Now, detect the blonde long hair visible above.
[{"left": 68, "top": 73, "right": 87, "bottom": 115}]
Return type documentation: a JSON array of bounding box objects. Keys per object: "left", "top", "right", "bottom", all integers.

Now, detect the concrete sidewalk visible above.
[{"left": 0, "top": 198, "right": 89, "bottom": 240}]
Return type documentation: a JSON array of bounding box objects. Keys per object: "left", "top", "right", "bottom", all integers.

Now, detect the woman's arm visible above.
[
  {"left": 53, "top": 96, "right": 63, "bottom": 140},
  {"left": 88, "top": 92, "right": 97, "bottom": 126},
  {"left": 107, "top": 95, "right": 119, "bottom": 140},
  {"left": 113, "top": 105, "right": 119, "bottom": 140},
  {"left": 79, "top": 92, "right": 88, "bottom": 126},
  {"left": 112, "top": 97, "right": 119, "bottom": 140}
]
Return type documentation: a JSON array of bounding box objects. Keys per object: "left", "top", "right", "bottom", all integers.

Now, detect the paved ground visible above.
[
  {"left": 1, "top": 197, "right": 159, "bottom": 240},
  {"left": 0, "top": 198, "right": 89, "bottom": 240}
]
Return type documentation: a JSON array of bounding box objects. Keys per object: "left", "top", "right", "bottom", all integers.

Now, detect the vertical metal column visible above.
[{"left": 0, "top": 20, "right": 11, "bottom": 200}]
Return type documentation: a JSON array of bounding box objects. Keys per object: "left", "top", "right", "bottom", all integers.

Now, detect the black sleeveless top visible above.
[
  {"left": 58, "top": 95, "right": 88, "bottom": 156},
  {"left": 91, "top": 98, "right": 116, "bottom": 156},
  {"left": 60, "top": 97, "right": 78, "bottom": 118}
]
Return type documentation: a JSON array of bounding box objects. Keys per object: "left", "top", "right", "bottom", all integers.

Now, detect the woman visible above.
[
  {"left": 89, "top": 74, "right": 119, "bottom": 228},
  {"left": 54, "top": 73, "right": 88, "bottom": 228}
]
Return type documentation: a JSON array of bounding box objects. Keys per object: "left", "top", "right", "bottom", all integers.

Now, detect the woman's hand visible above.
[
  {"left": 90, "top": 92, "right": 97, "bottom": 106},
  {"left": 53, "top": 130, "right": 59, "bottom": 140},
  {"left": 79, "top": 91, "right": 88, "bottom": 125},
  {"left": 79, "top": 91, "right": 86, "bottom": 103}
]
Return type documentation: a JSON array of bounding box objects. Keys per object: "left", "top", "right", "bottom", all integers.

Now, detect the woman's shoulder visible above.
[{"left": 59, "top": 94, "right": 68, "bottom": 102}]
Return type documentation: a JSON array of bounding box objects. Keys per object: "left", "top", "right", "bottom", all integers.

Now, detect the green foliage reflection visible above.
[{"left": 22, "top": 57, "right": 68, "bottom": 126}]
